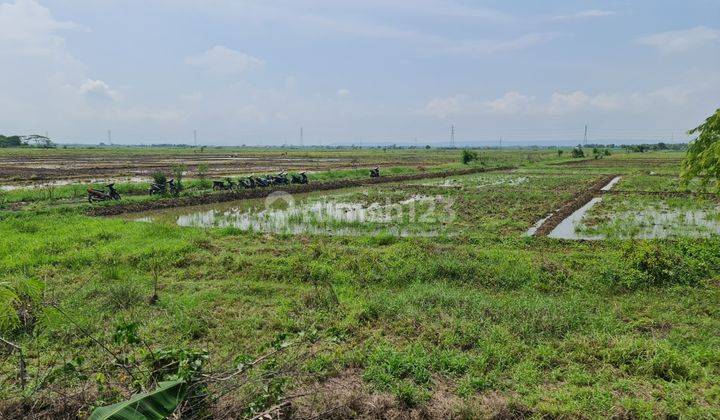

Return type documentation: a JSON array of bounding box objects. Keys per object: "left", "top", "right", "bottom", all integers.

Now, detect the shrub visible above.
[
  {"left": 172, "top": 164, "right": 187, "bottom": 191},
  {"left": 196, "top": 163, "right": 210, "bottom": 188},
  {"left": 152, "top": 171, "right": 167, "bottom": 185},
  {"left": 621, "top": 242, "right": 708, "bottom": 288},
  {"left": 462, "top": 149, "right": 478, "bottom": 165},
  {"left": 571, "top": 146, "right": 585, "bottom": 158}
]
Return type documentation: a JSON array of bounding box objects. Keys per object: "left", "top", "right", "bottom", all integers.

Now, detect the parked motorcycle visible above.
[
  {"left": 88, "top": 183, "right": 121, "bottom": 202},
  {"left": 271, "top": 172, "right": 290, "bottom": 185},
  {"left": 212, "top": 178, "right": 236, "bottom": 191},
  {"left": 239, "top": 177, "right": 256, "bottom": 189},
  {"left": 167, "top": 179, "right": 180, "bottom": 196},
  {"left": 254, "top": 176, "right": 271, "bottom": 188},
  {"left": 149, "top": 181, "right": 167, "bottom": 195}
]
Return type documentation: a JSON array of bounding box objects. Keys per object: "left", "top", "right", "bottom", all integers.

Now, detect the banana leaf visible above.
[{"left": 89, "top": 379, "right": 187, "bottom": 420}]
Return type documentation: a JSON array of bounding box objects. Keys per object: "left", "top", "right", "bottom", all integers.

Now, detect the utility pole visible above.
[
  {"left": 194, "top": 129, "right": 198, "bottom": 147},
  {"left": 583, "top": 124, "right": 588, "bottom": 146},
  {"left": 450, "top": 125, "right": 455, "bottom": 148},
  {"left": 499, "top": 135, "right": 503, "bottom": 149},
  {"left": 108, "top": 130, "right": 112, "bottom": 145},
  {"left": 300, "top": 126, "right": 304, "bottom": 147}
]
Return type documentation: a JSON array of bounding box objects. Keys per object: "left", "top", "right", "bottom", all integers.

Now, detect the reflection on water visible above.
[
  {"left": 548, "top": 200, "right": 720, "bottom": 240},
  {"left": 548, "top": 197, "right": 604, "bottom": 240},
  {"left": 129, "top": 189, "right": 452, "bottom": 237},
  {"left": 593, "top": 208, "right": 720, "bottom": 239}
]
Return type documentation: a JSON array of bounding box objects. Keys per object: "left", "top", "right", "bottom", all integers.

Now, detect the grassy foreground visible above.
[{"left": 1, "top": 149, "right": 719, "bottom": 418}]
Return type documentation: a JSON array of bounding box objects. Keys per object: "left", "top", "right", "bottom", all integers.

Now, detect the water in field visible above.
[
  {"left": 581, "top": 207, "right": 720, "bottom": 239},
  {"left": 0, "top": 176, "right": 148, "bottom": 191},
  {"left": 547, "top": 198, "right": 604, "bottom": 240},
  {"left": 125, "top": 188, "right": 454, "bottom": 236}
]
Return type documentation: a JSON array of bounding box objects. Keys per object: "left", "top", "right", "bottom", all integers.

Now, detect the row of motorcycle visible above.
[{"left": 212, "top": 171, "right": 308, "bottom": 190}]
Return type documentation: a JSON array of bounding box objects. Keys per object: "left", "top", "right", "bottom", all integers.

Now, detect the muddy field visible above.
[{"left": 0, "top": 148, "right": 456, "bottom": 183}]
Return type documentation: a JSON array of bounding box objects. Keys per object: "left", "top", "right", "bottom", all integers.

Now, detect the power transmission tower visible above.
[
  {"left": 300, "top": 126, "right": 304, "bottom": 147},
  {"left": 499, "top": 135, "right": 503, "bottom": 149},
  {"left": 583, "top": 124, "right": 588, "bottom": 146},
  {"left": 108, "top": 130, "right": 112, "bottom": 145},
  {"left": 194, "top": 129, "right": 198, "bottom": 147},
  {"left": 450, "top": 125, "right": 455, "bottom": 148}
]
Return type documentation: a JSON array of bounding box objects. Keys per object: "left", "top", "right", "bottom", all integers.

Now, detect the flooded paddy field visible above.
[
  {"left": 125, "top": 188, "right": 454, "bottom": 237},
  {"left": 121, "top": 171, "right": 602, "bottom": 237},
  {"left": 3, "top": 148, "right": 720, "bottom": 418},
  {"left": 576, "top": 194, "right": 720, "bottom": 239}
]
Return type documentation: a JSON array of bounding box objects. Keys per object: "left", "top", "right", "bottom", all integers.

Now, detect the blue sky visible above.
[{"left": 1, "top": 0, "right": 718, "bottom": 145}]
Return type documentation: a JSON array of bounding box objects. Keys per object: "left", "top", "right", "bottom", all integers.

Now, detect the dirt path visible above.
[
  {"left": 532, "top": 175, "right": 618, "bottom": 236},
  {"left": 87, "top": 166, "right": 515, "bottom": 216}
]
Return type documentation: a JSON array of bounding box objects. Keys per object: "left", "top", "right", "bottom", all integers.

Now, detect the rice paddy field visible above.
[{"left": 1, "top": 147, "right": 719, "bottom": 418}]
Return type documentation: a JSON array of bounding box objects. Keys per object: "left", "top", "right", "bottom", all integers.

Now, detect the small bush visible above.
[
  {"left": 624, "top": 242, "right": 702, "bottom": 287},
  {"left": 171, "top": 164, "right": 187, "bottom": 191},
  {"left": 152, "top": 171, "right": 167, "bottom": 185},
  {"left": 462, "top": 149, "right": 478, "bottom": 165},
  {"left": 571, "top": 146, "right": 585, "bottom": 158}
]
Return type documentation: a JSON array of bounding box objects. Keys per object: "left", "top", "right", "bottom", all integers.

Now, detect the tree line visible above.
[{"left": 0, "top": 135, "right": 55, "bottom": 148}]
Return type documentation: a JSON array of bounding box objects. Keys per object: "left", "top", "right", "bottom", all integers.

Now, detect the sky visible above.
[{"left": 0, "top": 0, "right": 718, "bottom": 146}]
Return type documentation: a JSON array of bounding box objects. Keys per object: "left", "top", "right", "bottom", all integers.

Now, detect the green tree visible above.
[
  {"left": 681, "top": 109, "right": 720, "bottom": 190},
  {"left": 196, "top": 163, "right": 210, "bottom": 188},
  {"left": 171, "top": 164, "right": 187, "bottom": 191}
]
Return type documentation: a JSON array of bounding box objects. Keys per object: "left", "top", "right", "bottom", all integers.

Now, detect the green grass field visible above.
[{"left": 1, "top": 148, "right": 719, "bottom": 418}]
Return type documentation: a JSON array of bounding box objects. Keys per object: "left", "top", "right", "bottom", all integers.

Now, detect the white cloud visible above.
[
  {"left": 79, "top": 79, "right": 119, "bottom": 102},
  {"left": 0, "top": 0, "right": 77, "bottom": 54},
  {"left": 423, "top": 82, "right": 720, "bottom": 120},
  {"left": 637, "top": 26, "right": 720, "bottom": 54},
  {"left": 424, "top": 94, "right": 469, "bottom": 118},
  {"left": 336, "top": 88, "right": 351, "bottom": 99},
  {"left": 485, "top": 92, "right": 535, "bottom": 114},
  {"left": 186, "top": 46, "right": 265, "bottom": 75},
  {"left": 547, "top": 91, "right": 590, "bottom": 114},
  {"left": 551, "top": 10, "right": 616, "bottom": 21}
]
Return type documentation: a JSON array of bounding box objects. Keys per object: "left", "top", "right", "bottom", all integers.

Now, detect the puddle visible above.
[
  {"left": 0, "top": 176, "right": 147, "bottom": 191},
  {"left": 125, "top": 189, "right": 453, "bottom": 236},
  {"left": 413, "top": 174, "right": 528, "bottom": 189},
  {"left": 548, "top": 198, "right": 604, "bottom": 240},
  {"left": 478, "top": 176, "right": 528, "bottom": 189},
  {"left": 414, "top": 178, "right": 463, "bottom": 188}
]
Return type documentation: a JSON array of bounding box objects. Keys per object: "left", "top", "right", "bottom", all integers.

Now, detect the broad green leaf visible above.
[{"left": 89, "top": 380, "right": 186, "bottom": 420}]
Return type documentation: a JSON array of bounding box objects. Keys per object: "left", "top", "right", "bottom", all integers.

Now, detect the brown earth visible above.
[{"left": 0, "top": 152, "right": 447, "bottom": 183}]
